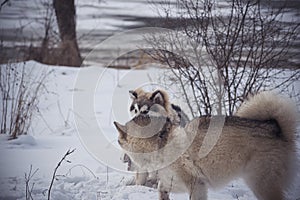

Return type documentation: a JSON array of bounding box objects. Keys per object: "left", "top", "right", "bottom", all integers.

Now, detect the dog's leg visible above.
[
  {"left": 144, "top": 171, "right": 158, "bottom": 188},
  {"left": 135, "top": 171, "right": 148, "bottom": 185},
  {"left": 245, "top": 175, "right": 284, "bottom": 200},
  {"left": 177, "top": 170, "right": 208, "bottom": 200},
  {"left": 244, "top": 160, "right": 286, "bottom": 200},
  {"left": 188, "top": 178, "right": 207, "bottom": 200},
  {"left": 158, "top": 181, "right": 170, "bottom": 200}
]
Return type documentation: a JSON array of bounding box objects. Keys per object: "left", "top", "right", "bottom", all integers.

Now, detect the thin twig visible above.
[
  {"left": 25, "top": 165, "right": 39, "bottom": 200},
  {"left": 48, "top": 149, "right": 75, "bottom": 200}
]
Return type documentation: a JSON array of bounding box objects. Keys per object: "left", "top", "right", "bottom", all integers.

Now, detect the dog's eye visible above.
[{"left": 130, "top": 105, "right": 135, "bottom": 111}]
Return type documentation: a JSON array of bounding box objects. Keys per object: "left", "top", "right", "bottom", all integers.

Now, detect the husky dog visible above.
[
  {"left": 124, "top": 88, "right": 190, "bottom": 186},
  {"left": 115, "top": 92, "right": 298, "bottom": 200}
]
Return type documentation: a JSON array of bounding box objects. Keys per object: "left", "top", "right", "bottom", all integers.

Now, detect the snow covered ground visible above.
[
  {"left": 0, "top": 0, "right": 300, "bottom": 199},
  {"left": 0, "top": 60, "right": 299, "bottom": 200}
]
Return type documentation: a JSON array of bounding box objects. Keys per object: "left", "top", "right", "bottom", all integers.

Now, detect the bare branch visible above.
[
  {"left": 25, "top": 165, "right": 39, "bottom": 200},
  {"left": 0, "top": 0, "right": 9, "bottom": 10},
  {"left": 48, "top": 149, "right": 76, "bottom": 200},
  {"left": 146, "top": 0, "right": 299, "bottom": 116}
]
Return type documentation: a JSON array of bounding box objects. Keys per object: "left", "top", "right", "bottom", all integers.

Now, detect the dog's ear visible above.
[
  {"left": 129, "top": 90, "right": 138, "bottom": 100},
  {"left": 114, "top": 121, "right": 127, "bottom": 140},
  {"left": 150, "top": 90, "right": 166, "bottom": 107}
]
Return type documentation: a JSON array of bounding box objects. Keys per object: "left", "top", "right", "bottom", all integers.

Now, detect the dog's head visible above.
[
  {"left": 129, "top": 88, "right": 170, "bottom": 117},
  {"left": 114, "top": 111, "right": 172, "bottom": 152}
]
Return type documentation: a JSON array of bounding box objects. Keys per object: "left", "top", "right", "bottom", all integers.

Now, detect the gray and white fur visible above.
[{"left": 115, "top": 91, "right": 298, "bottom": 200}]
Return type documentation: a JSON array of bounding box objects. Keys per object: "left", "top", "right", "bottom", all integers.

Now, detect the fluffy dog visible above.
[
  {"left": 123, "top": 88, "right": 190, "bottom": 186},
  {"left": 115, "top": 91, "right": 298, "bottom": 200}
]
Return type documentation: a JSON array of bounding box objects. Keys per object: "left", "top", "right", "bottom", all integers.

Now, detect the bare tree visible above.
[
  {"left": 147, "top": 0, "right": 300, "bottom": 116},
  {"left": 25, "top": 0, "right": 82, "bottom": 66},
  {"left": 53, "top": 0, "right": 82, "bottom": 67}
]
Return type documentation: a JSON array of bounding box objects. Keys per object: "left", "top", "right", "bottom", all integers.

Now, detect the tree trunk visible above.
[{"left": 53, "top": 0, "right": 82, "bottom": 67}]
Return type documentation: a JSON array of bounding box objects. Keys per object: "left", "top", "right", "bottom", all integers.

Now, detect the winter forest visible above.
[{"left": 0, "top": 0, "right": 300, "bottom": 199}]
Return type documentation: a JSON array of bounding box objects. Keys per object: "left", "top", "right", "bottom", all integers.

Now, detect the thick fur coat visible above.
[{"left": 115, "top": 92, "right": 298, "bottom": 200}]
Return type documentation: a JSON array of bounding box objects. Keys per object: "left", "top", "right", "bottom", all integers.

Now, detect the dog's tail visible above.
[{"left": 236, "top": 91, "right": 298, "bottom": 142}]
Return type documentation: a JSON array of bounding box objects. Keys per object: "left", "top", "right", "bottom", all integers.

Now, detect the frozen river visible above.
[{"left": 0, "top": 0, "right": 299, "bottom": 66}]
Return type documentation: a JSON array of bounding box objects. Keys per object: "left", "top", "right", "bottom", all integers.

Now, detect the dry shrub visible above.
[{"left": 0, "top": 62, "right": 50, "bottom": 139}]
